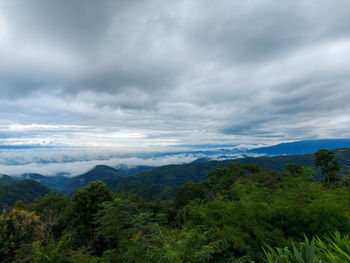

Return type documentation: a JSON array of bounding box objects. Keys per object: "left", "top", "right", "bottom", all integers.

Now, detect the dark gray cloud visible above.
[
  {"left": 0, "top": 0, "right": 349, "bottom": 149},
  {"left": 186, "top": 0, "right": 350, "bottom": 64}
]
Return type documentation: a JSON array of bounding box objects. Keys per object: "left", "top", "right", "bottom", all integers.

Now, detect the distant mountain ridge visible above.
[
  {"left": 18, "top": 173, "right": 70, "bottom": 191},
  {"left": 67, "top": 165, "right": 126, "bottom": 190},
  {"left": 248, "top": 139, "right": 350, "bottom": 155},
  {"left": 65, "top": 147, "right": 350, "bottom": 198}
]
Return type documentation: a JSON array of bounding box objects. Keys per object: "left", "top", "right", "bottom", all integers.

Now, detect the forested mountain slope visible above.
[
  {"left": 99, "top": 148, "right": 350, "bottom": 191},
  {"left": 0, "top": 179, "right": 50, "bottom": 210},
  {"left": 0, "top": 175, "right": 15, "bottom": 187},
  {"left": 67, "top": 165, "right": 126, "bottom": 190}
]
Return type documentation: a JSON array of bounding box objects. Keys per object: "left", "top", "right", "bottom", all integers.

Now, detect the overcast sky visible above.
[{"left": 1, "top": 0, "right": 350, "bottom": 150}]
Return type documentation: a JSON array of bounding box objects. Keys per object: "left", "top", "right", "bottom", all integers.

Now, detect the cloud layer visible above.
[
  {"left": 0, "top": 0, "right": 350, "bottom": 151},
  {"left": 0, "top": 147, "right": 253, "bottom": 176},
  {"left": 0, "top": 148, "right": 196, "bottom": 176}
]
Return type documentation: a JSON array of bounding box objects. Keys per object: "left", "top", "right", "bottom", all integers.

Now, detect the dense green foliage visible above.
[
  {"left": 1, "top": 150, "right": 350, "bottom": 262},
  {"left": 0, "top": 208, "right": 43, "bottom": 262},
  {"left": 113, "top": 181, "right": 178, "bottom": 200}
]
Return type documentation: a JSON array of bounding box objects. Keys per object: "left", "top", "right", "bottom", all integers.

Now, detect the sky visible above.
[{"left": 0, "top": 0, "right": 350, "bottom": 175}]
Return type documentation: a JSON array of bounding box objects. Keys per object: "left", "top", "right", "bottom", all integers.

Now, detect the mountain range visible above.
[
  {"left": 247, "top": 139, "right": 350, "bottom": 155},
  {"left": 1, "top": 139, "right": 350, "bottom": 207}
]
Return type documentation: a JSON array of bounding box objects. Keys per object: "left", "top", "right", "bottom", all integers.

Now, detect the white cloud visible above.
[{"left": 0, "top": 148, "right": 205, "bottom": 176}]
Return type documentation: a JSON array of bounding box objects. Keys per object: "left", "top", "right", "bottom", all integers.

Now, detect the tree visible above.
[
  {"left": 174, "top": 182, "right": 205, "bottom": 209},
  {"left": 0, "top": 209, "right": 43, "bottom": 262},
  {"left": 30, "top": 192, "right": 71, "bottom": 241},
  {"left": 284, "top": 163, "right": 314, "bottom": 179},
  {"left": 70, "top": 180, "right": 113, "bottom": 247},
  {"left": 95, "top": 198, "right": 139, "bottom": 252},
  {"left": 244, "top": 163, "right": 261, "bottom": 174},
  {"left": 314, "top": 149, "right": 340, "bottom": 183}
]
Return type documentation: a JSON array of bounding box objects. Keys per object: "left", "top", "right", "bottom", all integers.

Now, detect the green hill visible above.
[
  {"left": 0, "top": 175, "right": 15, "bottom": 187},
  {"left": 0, "top": 179, "right": 51, "bottom": 210},
  {"left": 67, "top": 165, "right": 126, "bottom": 190}
]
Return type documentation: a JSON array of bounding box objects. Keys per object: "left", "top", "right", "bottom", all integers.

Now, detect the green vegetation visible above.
[
  {"left": 113, "top": 181, "right": 178, "bottom": 200},
  {"left": 0, "top": 180, "right": 50, "bottom": 210},
  {"left": 0, "top": 150, "right": 350, "bottom": 262},
  {"left": 0, "top": 208, "right": 43, "bottom": 262},
  {"left": 0, "top": 175, "right": 15, "bottom": 187},
  {"left": 263, "top": 233, "right": 350, "bottom": 262},
  {"left": 315, "top": 149, "right": 341, "bottom": 183},
  {"left": 68, "top": 165, "right": 127, "bottom": 190},
  {"left": 70, "top": 148, "right": 350, "bottom": 197}
]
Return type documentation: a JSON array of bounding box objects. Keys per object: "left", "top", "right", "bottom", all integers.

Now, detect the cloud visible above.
[
  {"left": 0, "top": 153, "right": 199, "bottom": 177},
  {"left": 0, "top": 147, "right": 249, "bottom": 176},
  {"left": 0, "top": 0, "right": 349, "bottom": 151}
]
